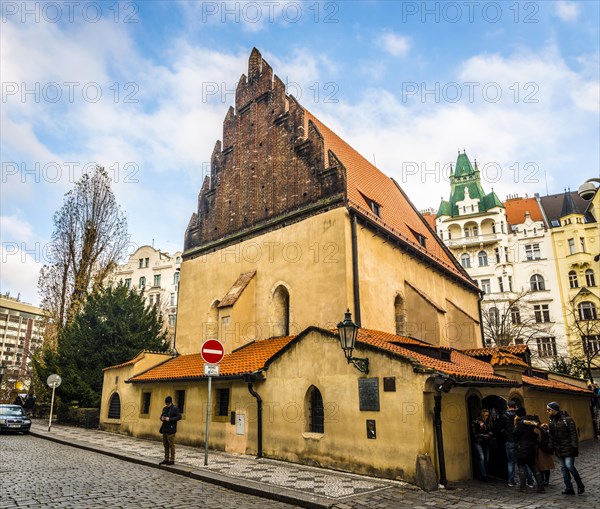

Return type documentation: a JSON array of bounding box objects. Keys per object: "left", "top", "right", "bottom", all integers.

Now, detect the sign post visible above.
[
  {"left": 46, "top": 374, "right": 62, "bottom": 432},
  {"left": 201, "top": 339, "right": 224, "bottom": 466}
]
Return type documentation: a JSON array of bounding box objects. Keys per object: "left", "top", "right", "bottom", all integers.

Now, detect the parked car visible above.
[{"left": 0, "top": 404, "right": 32, "bottom": 434}]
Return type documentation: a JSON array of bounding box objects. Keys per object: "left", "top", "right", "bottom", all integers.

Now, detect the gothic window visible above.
[
  {"left": 530, "top": 274, "right": 545, "bottom": 292},
  {"left": 108, "top": 393, "right": 121, "bottom": 419},
  {"left": 272, "top": 285, "right": 290, "bottom": 336},
  {"left": 307, "top": 386, "right": 324, "bottom": 434},
  {"left": 585, "top": 269, "right": 596, "bottom": 287},
  {"left": 578, "top": 302, "right": 597, "bottom": 321},
  {"left": 461, "top": 253, "right": 471, "bottom": 268},
  {"left": 568, "top": 271, "right": 579, "bottom": 289},
  {"left": 394, "top": 295, "right": 406, "bottom": 336}
]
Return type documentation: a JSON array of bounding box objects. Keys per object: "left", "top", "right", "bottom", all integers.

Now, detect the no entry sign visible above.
[{"left": 201, "top": 339, "right": 225, "bottom": 364}]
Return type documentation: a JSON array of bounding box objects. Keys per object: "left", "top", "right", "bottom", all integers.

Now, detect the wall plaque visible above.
[
  {"left": 358, "top": 377, "right": 380, "bottom": 411},
  {"left": 383, "top": 377, "right": 396, "bottom": 392}
]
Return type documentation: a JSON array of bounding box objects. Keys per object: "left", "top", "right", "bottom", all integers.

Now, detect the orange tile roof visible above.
[
  {"left": 128, "top": 335, "right": 295, "bottom": 382},
  {"left": 463, "top": 345, "right": 529, "bottom": 357},
  {"left": 490, "top": 351, "right": 528, "bottom": 368},
  {"left": 356, "top": 330, "right": 515, "bottom": 384},
  {"left": 304, "top": 111, "right": 475, "bottom": 290},
  {"left": 357, "top": 328, "right": 437, "bottom": 347},
  {"left": 504, "top": 197, "right": 545, "bottom": 226},
  {"left": 421, "top": 212, "right": 437, "bottom": 231},
  {"left": 103, "top": 352, "right": 145, "bottom": 371},
  {"left": 522, "top": 375, "right": 592, "bottom": 395}
]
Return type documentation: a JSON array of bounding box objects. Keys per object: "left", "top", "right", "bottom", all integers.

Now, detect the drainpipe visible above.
[
  {"left": 350, "top": 213, "right": 362, "bottom": 327},
  {"left": 247, "top": 379, "right": 263, "bottom": 458},
  {"left": 433, "top": 390, "right": 448, "bottom": 487},
  {"left": 477, "top": 291, "right": 485, "bottom": 347}
]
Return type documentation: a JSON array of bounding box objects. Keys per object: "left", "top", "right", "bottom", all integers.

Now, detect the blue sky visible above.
[{"left": 1, "top": 0, "right": 599, "bottom": 305}]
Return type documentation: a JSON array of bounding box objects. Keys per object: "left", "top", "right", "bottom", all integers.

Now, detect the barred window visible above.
[
  {"left": 216, "top": 388, "right": 229, "bottom": 417},
  {"left": 309, "top": 386, "right": 324, "bottom": 434},
  {"left": 141, "top": 392, "right": 151, "bottom": 414},
  {"left": 108, "top": 393, "right": 121, "bottom": 419}
]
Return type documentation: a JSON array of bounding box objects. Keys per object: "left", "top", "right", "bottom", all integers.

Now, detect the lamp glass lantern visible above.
[{"left": 337, "top": 309, "right": 368, "bottom": 374}]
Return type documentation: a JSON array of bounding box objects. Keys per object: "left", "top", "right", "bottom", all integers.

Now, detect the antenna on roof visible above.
[
  {"left": 373, "top": 153, "right": 377, "bottom": 166},
  {"left": 544, "top": 171, "right": 549, "bottom": 196},
  {"left": 152, "top": 239, "right": 154, "bottom": 248}
]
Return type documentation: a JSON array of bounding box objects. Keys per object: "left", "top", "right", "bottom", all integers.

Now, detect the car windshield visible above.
[{"left": 0, "top": 406, "right": 25, "bottom": 416}]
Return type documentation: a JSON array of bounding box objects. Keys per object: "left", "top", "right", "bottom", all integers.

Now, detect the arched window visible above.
[
  {"left": 585, "top": 269, "right": 596, "bottom": 287},
  {"left": 489, "top": 307, "right": 500, "bottom": 326},
  {"left": 173, "top": 271, "right": 180, "bottom": 285},
  {"left": 461, "top": 253, "right": 471, "bottom": 268},
  {"left": 394, "top": 295, "right": 406, "bottom": 336},
  {"left": 568, "top": 271, "right": 579, "bottom": 289},
  {"left": 307, "top": 386, "right": 324, "bottom": 434},
  {"left": 478, "top": 251, "right": 488, "bottom": 266},
  {"left": 578, "top": 301, "right": 597, "bottom": 320},
  {"left": 108, "top": 393, "right": 121, "bottom": 419},
  {"left": 272, "top": 285, "right": 290, "bottom": 336},
  {"left": 530, "top": 274, "right": 545, "bottom": 292},
  {"left": 139, "top": 276, "right": 146, "bottom": 288},
  {"left": 207, "top": 300, "right": 219, "bottom": 338}
]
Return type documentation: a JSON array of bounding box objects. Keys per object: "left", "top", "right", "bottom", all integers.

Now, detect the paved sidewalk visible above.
[{"left": 29, "top": 421, "right": 408, "bottom": 509}]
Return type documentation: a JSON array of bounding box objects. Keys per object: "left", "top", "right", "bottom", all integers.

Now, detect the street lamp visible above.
[{"left": 337, "top": 309, "right": 369, "bottom": 374}]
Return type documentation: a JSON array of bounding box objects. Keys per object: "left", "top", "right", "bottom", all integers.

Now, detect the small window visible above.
[
  {"left": 569, "top": 271, "right": 579, "bottom": 289},
  {"left": 145, "top": 257, "right": 150, "bottom": 267},
  {"left": 216, "top": 388, "right": 230, "bottom": 417},
  {"left": 530, "top": 274, "right": 545, "bottom": 292},
  {"left": 138, "top": 258, "right": 143, "bottom": 268},
  {"left": 153, "top": 274, "right": 161, "bottom": 288},
  {"left": 481, "top": 279, "right": 491, "bottom": 294},
  {"left": 580, "top": 237, "right": 586, "bottom": 252},
  {"left": 461, "top": 253, "right": 471, "bottom": 268},
  {"left": 478, "top": 251, "right": 488, "bottom": 266},
  {"left": 170, "top": 293, "right": 176, "bottom": 306},
  {"left": 176, "top": 256, "right": 181, "bottom": 263},
  {"left": 141, "top": 392, "right": 151, "bottom": 414},
  {"left": 124, "top": 278, "right": 131, "bottom": 289},
  {"left": 309, "top": 387, "right": 324, "bottom": 434},
  {"left": 508, "top": 275, "right": 513, "bottom": 292},
  {"left": 568, "top": 238, "right": 575, "bottom": 255},
  {"left": 494, "top": 247, "right": 501, "bottom": 263},
  {"left": 511, "top": 307, "right": 521, "bottom": 325},
  {"left": 525, "top": 244, "right": 540, "bottom": 261},
  {"left": 578, "top": 302, "right": 597, "bottom": 320},
  {"left": 536, "top": 337, "right": 557, "bottom": 357},
  {"left": 108, "top": 393, "right": 121, "bottom": 419},
  {"left": 173, "top": 271, "right": 180, "bottom": 285},
  {"left": 489, "top": 307, "right": 499, "bottom": 325},
  {"left": 585, "top": 269, "right": 596, "bottom": 287},
  {"left": 139, "top": 276, "right": 146, "bottom": 288},
  {"left": 534, "top": 304, "right": 550, "bottom": 323},
  {"left": 176, "top": 390, "right": 186, "bottom": 414},
  {"left": 583, "top": 335, "right": 600, "bottom": 355},
  {"left": 168, "top": 314, "right": 176, "bottom": 327},
  {"left": 497, "top": 277, "right": 504, "bottom": 292}
]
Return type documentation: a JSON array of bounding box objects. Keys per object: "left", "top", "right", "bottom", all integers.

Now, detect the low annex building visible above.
[{"left": 100, "top": 49, "right": 595, "bottom": 485}]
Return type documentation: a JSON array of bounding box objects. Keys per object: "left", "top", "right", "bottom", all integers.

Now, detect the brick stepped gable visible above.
[{"left": 184, "top": 48, "right": 345, "bottom": 251}]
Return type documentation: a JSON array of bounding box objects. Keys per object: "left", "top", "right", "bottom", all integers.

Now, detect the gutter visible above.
[
  {"left": 245, "top": 375, "right": 263, "bottom": 458},
  {"left": 350, "top": 212, "right": 362, "bottom": 326}
]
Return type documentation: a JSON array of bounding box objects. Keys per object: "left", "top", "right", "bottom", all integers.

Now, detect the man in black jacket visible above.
[
  {"left": 159, "top": 396, "right": 182, "bottom": 465},
  {"left": 495, "top": 400, "right": 518, "bottom": 486},
  {"left": 547, "top": 402, "right": 585, "bottom": 495}
]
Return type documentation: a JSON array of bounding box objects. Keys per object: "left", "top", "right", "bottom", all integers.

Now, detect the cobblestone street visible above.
[{"left": 0, "top": 435, "right": 299, "bottom": 509}]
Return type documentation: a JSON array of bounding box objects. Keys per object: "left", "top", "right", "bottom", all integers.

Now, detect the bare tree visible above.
[
  {"left": 564, "top": 296, "right": 600, "bottom": 383},
  {"left": 39, "top": 166, "right": 129, "bottom": 334},
  {"left": 481, "top": 291, "right": 555, "bottom": 363}
]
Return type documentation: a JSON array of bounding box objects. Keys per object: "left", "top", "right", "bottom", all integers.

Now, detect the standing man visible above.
[
  {"left": 547, "top": 402, "right": 585, "bottom": 495},
  {"left": 159, "top": 396, "right": 181, "bottom": 465},
  {"left": 496, "top": 400, "right": 518, "bottom": 486}
]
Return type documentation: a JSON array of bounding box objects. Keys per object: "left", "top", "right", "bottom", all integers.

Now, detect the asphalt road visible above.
[{"left": 0, "top": 434, "right": 300, "bottom": 509}]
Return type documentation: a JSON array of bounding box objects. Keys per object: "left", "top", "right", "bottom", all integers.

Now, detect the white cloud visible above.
[
  {"left": 0, "top": 244, "right": 43, "bottom": 306},
  {"left": 555, "top": 1, "right": 581, "bottom": 22},
  {"left": 377, "top": 32, "right": 411, "bottom": 58}
]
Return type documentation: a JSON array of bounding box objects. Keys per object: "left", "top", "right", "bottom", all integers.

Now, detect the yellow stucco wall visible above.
[{"left": 176, "top": 207, "right": 352, "bottom": 355}]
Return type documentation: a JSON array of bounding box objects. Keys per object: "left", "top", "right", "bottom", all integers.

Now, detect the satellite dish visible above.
[{"left": 47, "top": 374, "right": 62, "bottom": 388}]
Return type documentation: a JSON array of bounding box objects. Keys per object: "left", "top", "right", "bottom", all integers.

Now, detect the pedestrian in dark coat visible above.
[
  {"left": 513, "top": 414, "right": 545, "bottom": 492},
  {"left": 471, "top": 409, "right": 493, "bottom": 481},
  {"left": 547, "top": 402, "right": 585, "bottom": 495},
  {"left": 159, "top": 396, "right": 181, "bottom": 465},
  {"left": 536, "top": 423, "right": 554, "bottom": 486},
  {"left": 495, "top": 400, "right": 518, "bottom": 486}
]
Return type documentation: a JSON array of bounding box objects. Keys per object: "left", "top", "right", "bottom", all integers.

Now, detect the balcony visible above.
[{"left": 446, "top": 233, "right": 499, "bottom": 247}]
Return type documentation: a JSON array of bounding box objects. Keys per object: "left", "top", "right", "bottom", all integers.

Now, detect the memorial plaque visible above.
[
  {"left": 358, "top": 377, "right": 380, "bottom": 411},
  {"left": 383, "top": 377, "right": 396, "bottom": 392}
]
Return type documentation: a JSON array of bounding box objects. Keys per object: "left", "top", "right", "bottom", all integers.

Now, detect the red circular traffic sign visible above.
[{"left": 201, "top": 339, "right": 225, "bottom": 364}]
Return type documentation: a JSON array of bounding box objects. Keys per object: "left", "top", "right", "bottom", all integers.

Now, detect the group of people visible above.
[
  {"left": 471, "top": 400, "right": 585, "bottom": 495},
  {"left": 13, "top": 393, "right": 36, "bottom": 414}
]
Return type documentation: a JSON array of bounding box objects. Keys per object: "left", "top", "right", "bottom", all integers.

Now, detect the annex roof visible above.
[
  {"left": 504, "top": 197, "right": 546, "bottom": 226},
  {"left": 218, "top": 271, "right": 256, "bottom": 308},
  {"left": 522, "top": 375, "right": 592, "bottom": 395}
]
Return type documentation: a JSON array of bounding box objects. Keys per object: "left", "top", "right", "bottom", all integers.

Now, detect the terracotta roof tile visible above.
[
  {"left": 421, "top": 212, "right": 437, "bottom": 231},
  {"left": 522, "top": 375, "right": 592, "bottom": 394},
  {"left": 490, "top": 351, "right": 528, "bottom": 368},
  {"left": 102, "top": 350, "right": 171, "bottom": 371},
  {"left": 504, "top": 197, "right": 545, "bottom": 226},
  {"left": 218, "top": 271, "right": 256, "bottom": 308},
  {"left": 129, "top": 335, "right": 295, "bottom": 382},
  {"left": 462, "top": 345, "right": 529, "bottom": 358},
  {"left": 304, "top": 111, "right": 475, "bottom": 289}
]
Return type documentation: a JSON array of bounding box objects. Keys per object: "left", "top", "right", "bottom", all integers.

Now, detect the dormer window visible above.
[
  {"left": 408, "top": 227, "right": 426, "bottom": 248},
  {"left": 370, "top": 201, "right": 381, "bottom": 217}
]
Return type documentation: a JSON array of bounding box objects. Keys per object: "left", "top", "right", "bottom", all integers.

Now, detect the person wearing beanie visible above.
[
  {"left": 547, "top": 402, "right": 585, "bottom": 495},
  {"left": 159, "top": 395, "right": 181, "bottom": 465}
]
